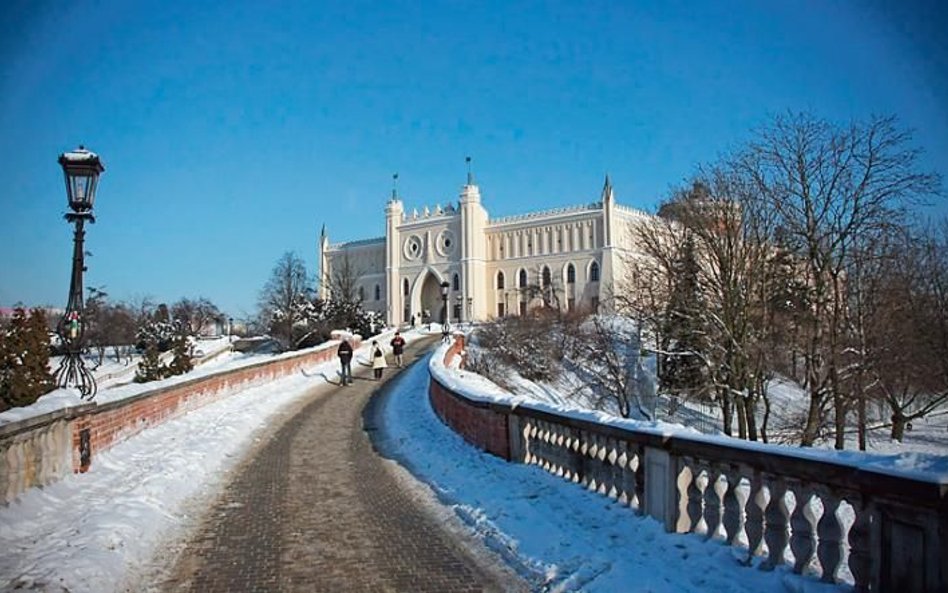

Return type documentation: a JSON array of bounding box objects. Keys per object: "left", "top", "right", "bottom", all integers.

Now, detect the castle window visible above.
[
  {"left": 542, "top": 266, "right": 551, "bottom": 287},
  {"left": 567, "top": 264, "right": 576, "bottom": 284},
  {"left": 453, "top": 273, "right": 460, "bottom": 291},
  {"left": 497, "top": 271, "right": 505, "bottom": 290},
  {"left": 375, "top": 284, "right": 381, "bottom": 301},
  {"left": 519, "top": 269, "right": 527, "bottom": 288},
  {"left": 403, "top": 278, "right": 409, "bottom": 295},
  {"left": 358, "top": 286, "right": 365, "bottom": 301},
  {"left": 590, "top": 261, "right": 600, "bottom": 282}
]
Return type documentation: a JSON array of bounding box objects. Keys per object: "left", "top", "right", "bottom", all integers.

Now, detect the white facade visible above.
[{"left": 319, "top": 175, "right": 652, "bottom": 326}]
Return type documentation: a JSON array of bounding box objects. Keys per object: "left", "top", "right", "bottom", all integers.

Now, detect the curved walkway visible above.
[{"left": 161, "top": 337, "right": 526, "bottom": 593}]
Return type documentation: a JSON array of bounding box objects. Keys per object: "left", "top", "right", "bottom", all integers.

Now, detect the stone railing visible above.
[
  {"left": 1, "top": 337, "right": 359, "bottom": 505},
  {"left": 428, "top": 336, "right": 948, "bottom": 593}
]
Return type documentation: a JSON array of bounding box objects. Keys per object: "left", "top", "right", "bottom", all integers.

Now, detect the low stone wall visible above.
[
  {"left": 428, "top": 336, "right": 948, "bottom": 593},
  {"left": 1, "top": 338, "right": 358, "bottom": 505}
]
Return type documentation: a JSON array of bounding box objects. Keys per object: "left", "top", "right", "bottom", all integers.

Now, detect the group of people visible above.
[{"left": 335, "top": 330, "right": 407, "bottom": 386}]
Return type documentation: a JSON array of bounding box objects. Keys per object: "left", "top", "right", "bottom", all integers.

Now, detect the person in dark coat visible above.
[
  {"left": 337, "top": 338, "right": 353, "bottom": 386},
  {"left": 390, "top": 331, "right": 406, "bottom": 367}
]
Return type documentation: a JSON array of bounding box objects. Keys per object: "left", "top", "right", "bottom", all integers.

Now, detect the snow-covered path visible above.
[
  {"left": 0, "top": 362, "right": 335, "bottom": 593},
  {"left": 1, "top": 336, "right": 843, "bottom": 593},
  {"left": 377, "top": 355, "right": 843, "bottom": 593}
]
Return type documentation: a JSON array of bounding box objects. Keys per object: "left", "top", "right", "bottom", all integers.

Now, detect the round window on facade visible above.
[
  {"left": 404, "top": 235, "right": 423, "bottom": 261},
  {"left": 436, "top": 229, "right": 456, "bottom": 257}
]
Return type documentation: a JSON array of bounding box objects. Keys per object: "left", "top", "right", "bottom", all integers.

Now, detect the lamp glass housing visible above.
[{"left": 59, "top": 147, "right": 104, "bottom": 213}]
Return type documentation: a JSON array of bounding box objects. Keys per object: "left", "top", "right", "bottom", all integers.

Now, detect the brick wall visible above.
[
  {"left": 69, "top": 342, "right": 355, "bottom": 473},
  {"left": 1, "top": 338, "right": 358, "bottom": 502},
  {"left": 428, "top": 335, "right": 511, "bottom": 461}
]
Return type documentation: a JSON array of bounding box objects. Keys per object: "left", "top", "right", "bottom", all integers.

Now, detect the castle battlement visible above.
[{"left": 489, "top": 202, "right": 602, "bottom": 225}]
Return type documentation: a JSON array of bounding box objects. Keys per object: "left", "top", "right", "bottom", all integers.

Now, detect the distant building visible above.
[{"left": 319, "top": 173, "right": 652, "bottom": 326}]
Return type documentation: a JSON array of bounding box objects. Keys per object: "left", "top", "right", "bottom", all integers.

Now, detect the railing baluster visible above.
[
  {"left": 817, "top": 491, "right": 843, "bottom": 583},
  {"left": 789, "top": 482, "right": 816, "bottom": 574},
  {"left": 762, "top": 478, "right": 789, "bottom": 571},
  {"left": 722, "top": 470, "right": 743, "bottom": 546},
  {"left": 685, "top": 461, "right": 704, "bottom": 534},
  {"left": 704, "top": 466, "right": 724, "bottom": 540},
  {"left": 744, "top": 472, "right": 766, "bottom": 561},
  {"left": 632, "top": 445, "right": 645, "bottom": 513}
]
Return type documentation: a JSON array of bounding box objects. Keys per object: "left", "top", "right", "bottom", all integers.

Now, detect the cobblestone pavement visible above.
[{"left": 161, "top": 338, "right": 528, "bottom": 593}]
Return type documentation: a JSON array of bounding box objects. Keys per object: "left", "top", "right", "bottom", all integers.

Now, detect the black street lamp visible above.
[
  {"left": 467, "top": 296, "right": 473, "bottom": 323},
  {"left": 440, "top": 281, "right": 449, "bottom": 325},
  {"left": 54, "top": 146, "right": 104, "bottom": 398}
]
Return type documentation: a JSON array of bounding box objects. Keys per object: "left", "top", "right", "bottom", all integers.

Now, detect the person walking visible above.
[
  {"left": 390, "top": 331, "right": 406, "bottom": 367},
  {"left": 337, "top": 337, "right": 353, "bottom": 386},
  {"left": 371, "top": 340, "right": 387, "bottom": 380}
]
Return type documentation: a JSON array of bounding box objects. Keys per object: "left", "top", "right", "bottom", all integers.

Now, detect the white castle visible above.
[{"left": 318, "top": 171, "right": 651, "bottom": 326}]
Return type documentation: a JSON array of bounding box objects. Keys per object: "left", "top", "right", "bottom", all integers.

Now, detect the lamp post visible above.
[
  {"left": 54, "top": 146, "right": 104, "bottom": 398},
  {"left": 228, "top": 316, "right": 234, "bottom": 341},
  {"left": 467, "top": 296, "right": 473, "bottom": 323},
  {"left": 440, "top": 281, "right": 449, "bottom": 326},
  {"left": 455, "top": 294, "right": 463, "bottom": 323},
  {"left": 504, "top": 291, "right": 510, "bottom": 317}
]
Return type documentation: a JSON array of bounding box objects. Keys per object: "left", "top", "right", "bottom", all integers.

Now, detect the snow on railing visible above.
[{"left": 428, "top": 336, "right": 948, "bottom": 593}]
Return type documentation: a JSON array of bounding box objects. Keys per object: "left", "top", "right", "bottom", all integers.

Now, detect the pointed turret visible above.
[
  {"left": 601, "top": 174, "right": 614, "bottom": 204},
  {"left": 318, "top": 223, "right": 330, "bottom": 300}
]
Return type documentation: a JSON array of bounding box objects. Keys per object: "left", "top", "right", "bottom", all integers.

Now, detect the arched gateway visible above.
[{"left": 410, "top": 268, "right": 448, "bottom": 325}]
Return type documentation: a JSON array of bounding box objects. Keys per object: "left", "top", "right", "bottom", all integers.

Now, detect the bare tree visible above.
[
  {"left": 258, "top": 252, "right": 312, "bottom": 349},
  {"left": 326, "top": 252, "right": 364, "bottom": 305},
  {"left": 861, "top": 223, "right": 948, "bottom": 441},
  {"left": 171, "top": 297, "right": 221, "bottom": 336},
  {"left": 571, "top": 315, "right": 653, "bottom": 419},
  {"left": 740, "top": 112, "right": 940, "bottom": 447}
]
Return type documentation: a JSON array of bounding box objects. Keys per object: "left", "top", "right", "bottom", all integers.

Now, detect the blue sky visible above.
[{"left": 1, "top": 0, "right": 946, "bottom": 318}]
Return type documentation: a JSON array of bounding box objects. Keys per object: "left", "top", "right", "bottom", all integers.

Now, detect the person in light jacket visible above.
[{"left": 371, "top": 340, "right": 387, "bottom": 380}]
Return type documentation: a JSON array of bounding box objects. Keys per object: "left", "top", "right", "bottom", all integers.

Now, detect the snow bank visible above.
[{"left": 429, "top": 342, "right": 948, "bottom": 484}]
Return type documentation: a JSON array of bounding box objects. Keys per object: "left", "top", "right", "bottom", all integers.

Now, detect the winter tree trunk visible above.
[
  {"left": 890, "top": 412, "right": 907, "bottom": 442},
  {"left": 735, "top": 396, "right": 748, "bottom": 439}
]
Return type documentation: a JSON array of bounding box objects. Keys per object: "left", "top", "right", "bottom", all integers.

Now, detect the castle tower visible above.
[
  {"left": 458, "top": 159, "right": 488, "bottom": 321},
  {"left": 384, "top": 174, "right": 404, "bottom": 326},
  {"left": 599, "top": 175, "right": 618, "bottom": 311},
  {"left": 318, "top": 224, "right": 329, "bottom": 301}
]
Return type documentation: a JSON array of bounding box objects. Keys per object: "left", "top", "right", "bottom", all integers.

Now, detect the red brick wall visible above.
[
  {"left": 70, "top": 340, "right": 357, "bottom": 473},
  {"left": 428, "top": 336, "right": 511, "bottom": 461}
]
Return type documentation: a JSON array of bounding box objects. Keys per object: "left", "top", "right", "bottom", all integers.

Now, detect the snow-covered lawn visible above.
[{"left": 469, "top": 322, "right": 948, "bottom": 460}]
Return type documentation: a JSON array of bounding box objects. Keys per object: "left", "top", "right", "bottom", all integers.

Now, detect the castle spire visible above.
[{"left": 601, "top": 174, "right": 614, "bottom": 203}]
